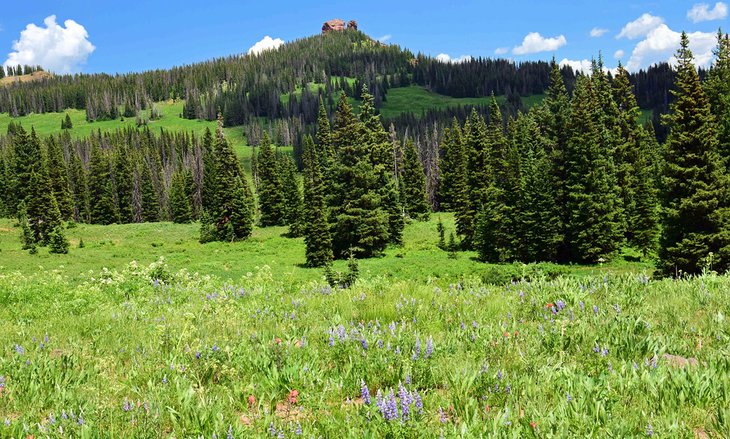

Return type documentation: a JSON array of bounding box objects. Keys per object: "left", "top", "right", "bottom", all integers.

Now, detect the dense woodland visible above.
[{"left": 1, "top": 29, "right": 729, "bottom": 277}]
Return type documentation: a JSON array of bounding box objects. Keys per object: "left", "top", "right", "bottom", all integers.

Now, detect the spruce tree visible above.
[
  {"left": 113, "top": 146, "right": 134, "bottom": 223},
  {"left": 705, "top": 30, "right": 730, "bottom": 160},
  {"left": 437, "top": 119, "right": 463, "bottom": 211},
  {"left": 400, "top": 139, "right": 430, "bottom": 220},
  {"left": 329, "top": 92, "right": 390, "bottom": 258},
  {"left": 632, "top": 129, "right": 660, "bottom": 256},
  {"left": 280, "top": 156, "right": 304, "bottom": 237},
  {"left": 62, "top": 113, "right": 73, "bottom": 130},
  {"left": 17, "top": 202, "right": 35, "bottom": 251},
  {"left": 11, "top": 124, "right": 38, "bottom": 209},
  {"left": 565, "top": 75, "right": 624, "bottom": 263},
  {"left": 69, "top": 151, "right": 90, "bottom": 222},
  {"left": 45, "top": 136, "right": 74, "bottom": 220},
  {"left": 302, "top": 135, "right": 333, "bottom": 267},
  {"left": 48, "top": 225, "right": 70, "bottom": 254},
  {"left": 26, "top": 167, "right": 63, "bottom": 245},
  {"left": 169, "top": 170, "right": 193, "bottom": 223},
  {"left": 257, "top": 131, "right": 287, "bottom": 226},
  {"left": 200, "top": 115, "right": 254, "bottom": 242},
  {"left": 658, "top": 33, "right": 730, "bottom": 275},
  {"left": 88, "top": 143, "right": 119, "bottom": 225},
  {"left": 139, "top": 161, "right": 160, "bottom": 222}
]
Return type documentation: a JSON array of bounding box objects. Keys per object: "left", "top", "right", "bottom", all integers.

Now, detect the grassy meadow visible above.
[{"left": 0, "top": 213, "right": 728, "bottom": 437}]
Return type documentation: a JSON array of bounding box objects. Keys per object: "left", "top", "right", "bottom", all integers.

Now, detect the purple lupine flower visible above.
[
  {"left": 61, "top": 410, "right": 68, "bottom": 420},
  {"left": 593, "top": 305, "right": 599, "bottom": 315},
  {"left": 227, "top": 425, "right": 234, "bottom": 439},
  {"left": 414, "top": 391, "right": 423, "bottom": 414},
  {"left": 123, "top": 400, "right": 132, "bottom": 412},
  {"left": 566, "top": 392, "right": 572, "bottom": 402},
  {"left": 519, "top": 291, "right": 525, "bottom": 301},
  {"left": 613, "top": 304, "right": 621, "bottom": 314},
  {"left": 556, "top": 300, "right": 566, "bottom": 311},
  {"left": 633, "top": 362, "right": 639, "bottom": 370},
  {"left": 77, "top": 415, "right": 85, "bottom": 425},
  {"left": 579, "top": 301, "right": 585, "bottom": 311},
  {"left": 497, "top": 370, "right": 503, "bottom": 380},
  {"left": 471, "top": 333, "right": 476, "bottom": 342},
  {"left": 212, "top": 344, "right": 219, "bottom": 352},
  {"left": 269, "top": 423, "right": 277, "bottom": 436},
  {"left": 377, "top": 339, "right": 383, "bottom": 349},
  {"left": 651, "top": 355, "right": 657, "bottom": 368},
  {"left": 505, "top": 384, "right": 511, "bottom": 394},
  {"left": 14, "top": 344, "right": 24, "bottom": 355},
  {"left": 361, "top": 338, "right": 368, "bottom": 350},
  {"left": 608, "top": 362, "right": 613, "bottom": 373},
  {"left": 328, "top": 335, "right": 334, "bottom": 347},
  {"left": 439, "top": 407, "right": 448, "bottom": 424},
  {"left": 593, "top": 344, "right": 600, "bottom": 353},
  {"left": 0, "top": 376, "right": 4, "bottom": 389},
  {"left": 162, "top": 375, "right": 168, "bottom": 384},
  {"left": 399, "top": 383, "right": 411, "bottom": 420},
  {"left": 195, "top": 351, "right": 201, "bottom": 359},
  {"left": 460, "top": 322, "right": 466, "bottom": 330},
  {"left": 3, "top": 419, "right": 9, "bottom": 426},
  {"left": 361, "top": 380, "right": 371, "bottom": 404},
  {"left": 551, "top": 306, "right": 558, "bottom": 315},
  {"left": 405, "top": 375, "right": 411, "bottom": 385},
  {"left": 601, "top": 348, "right": 609, "bottom": 357},
  {"left": 295, "top": 422, "right": 302, "bottom": 435},
  {"left": 412, "top": 337, "right": 421, "bottom": 360},
  {"left": 395, "top": 346, "right": 401, "bottom": 355},
  {"left": 376, "top": 389, "right": 384, "bottom": 412},
  {"left": 472, "top": 320, "right": 478, "bottom": 328},
  {"left": 646, "top": 422, "right": 654, "bottom": 436},
  {"left": 48, "top": 412, "right": 56, "bottom": 425},
  {"left": 277, "top": 430, "right": 285, "bottom": 439},
  {"left": 425, "top": 336, "right": 434, "bottom": 359}
]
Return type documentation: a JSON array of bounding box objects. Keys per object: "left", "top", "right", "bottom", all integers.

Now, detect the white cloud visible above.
[
  {"left": 625, "top": 24, "right": 716, "bottom": 71},
  {"left": 435, "top": 53, "right": 473, "bottom": 63},
  {"left": 3, "top": 15, "right": 95, "bottom": 74},
  {"left": 512, "top": 32, "right": 567, "bottom": 55},
  {"left": 377, "top": 34, "right": 392, "bottom": 43},
  {"left": 494, "top": 47, "right": 509, "bottom": 55},
  {"left": 687, "top": 2, "right": 728, "bottom": 23},
  {"left": 614, "top": 49, "right": 625, "bottom": 59},
  {"left": 590, "top": 27, "right": 609, "bottom": 37},
  {"left": 559, "top": 58, "right": 593, "bottom": 73},
  {"left": 247, "top": 36, "right": 284, "bottom": 55},
  {"left": 617, "top": 13, "right": 664, "bottom": 39}
]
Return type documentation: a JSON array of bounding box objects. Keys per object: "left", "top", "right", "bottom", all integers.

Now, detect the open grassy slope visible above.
[{"left": 0, "top": 213, "right": 653, "bottom": 287}]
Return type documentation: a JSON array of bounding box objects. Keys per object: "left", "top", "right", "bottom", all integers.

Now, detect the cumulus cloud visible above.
[
  {"left": 687, "top": 2, "right": 728, "bottom": 23},
  {"left": 3, "top": 15, "right": 95, "bottom": 74},
  {"left": 559, "top": 58, "right": 593, "bottom": 73},
  {"left": 625, "top": 24, "right": 716, "bottom": 71},
  {"left": 617, "top": 13, "right": 664, "bottom": 39},
  {"left": 590, "top": 27, "right": 609, "bottom": 38},
  {"left": 494, "top": 47, "right": 509, "bottom": 55},
  {"left": 247, "top": 36, "right": 284, "bottom": 55},
  {"left": 435, "top": 53, "right": 473, "bottom": 63},
  {"left": 377, "top": 34, "right": 392, "bottom": 43},
  {"left": 512, "top": 32, "right": 567, "bottom": 55},
  {"left": 614, "top": 49, "right": 625, "bottom": 59}
]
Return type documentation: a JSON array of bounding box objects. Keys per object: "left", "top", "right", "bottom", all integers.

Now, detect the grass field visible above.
[{"left": 0, "top": 214, "right": 727, "bottom": 437}]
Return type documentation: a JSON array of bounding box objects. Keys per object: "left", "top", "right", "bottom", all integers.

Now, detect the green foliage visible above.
[
  {"left": 169, "top": 171, "right": 193, "bottom": 223},
  {"left": 658, "top": 33, "right": 730, "bottom": 276},
  {"left": 88, "top": 144, "right": 119, "bottom": 225},
  {"left": 302, "top": 135, "right": 333, "bottom": 267},
  {"left": 48, "top": 225, "right": 70, "bottom": 254},
  {"left": 257, "top": 131, "right": 287, "bottom": 226},
  {"left": 400, "top": 139, "right": 430, "bottom": 220}
]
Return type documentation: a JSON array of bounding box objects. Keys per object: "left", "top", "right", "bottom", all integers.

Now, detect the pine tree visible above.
[
  {"left": 705, "top": 30, "right": 730, "bottom": 160},
  {"left": 139, "top": 161, "right": 160, "bottom": 222},
  {"left": 257, "top": 131, "right": 287, "bottom": 226},
  {"left": 11, "top": 124, "right": 39, "bottom": 209},
  {"left": 45, "top": 136, "right": 74, "bottom": 220},
  {"left": 169, "top": 170, "right": 193, "bottom": 223},
  {"left": 452, "top": 118, "right": 472, "bottom": 246},
  {"left": 69, "top": 151, "right": 90, "bottom": 222},
  {"left": 535, "top": 59, "right": 572, "bottom": 261},
  {"left": 329, "top": 92, "right": 390, "bottom": 258},
  {"left": 280, "top": 156, "right": 304, "bottom": 237},
  {"left": 200, "top": 115, "right": 254, "bottom": 242},
  {"left": 658, "top": 33, "right": 730, "bottom": 275},
  {"left": 62, "top": 113, "right": 73, "bottom": 129},
  {"left": 48, "top": 225, "right": 70, "bottom": 254},
  {"left": 400, "top": 139, "right": 430, "bottom": 219},
  {"left": 113, "top": 145, "right": 134, "bottom": 223},
  {"left": 565, "top": 75, "right": 624, "bottom": 263},
  {"left": 26, "top": 167, "right": 63, "bottom": 245},
  {"left": 316, "top": 96, "right": 334, "bottom": 171},
  {"left": 632, "top": 128, "right": 660, "bottom": 256},
  {"left": 17, "top": 202, "right": 35, "bottom": 251},
  {"left": 302, "top": 135, "right": 333, "bottom": 266},
  {"left": 88, "top": 143, "right": 119, "bottom": 225},
  {"left": 437, "top": 119, "right": 462, "bottom": 211}
]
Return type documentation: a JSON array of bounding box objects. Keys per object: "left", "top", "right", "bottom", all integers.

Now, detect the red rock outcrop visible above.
[{"left": 322, "top": 19, "right": 345, "bottom": 34}]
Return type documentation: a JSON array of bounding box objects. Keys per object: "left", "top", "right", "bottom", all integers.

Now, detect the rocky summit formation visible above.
[{"left": 322, "top": 19, "right": 345, "bottom": 34}]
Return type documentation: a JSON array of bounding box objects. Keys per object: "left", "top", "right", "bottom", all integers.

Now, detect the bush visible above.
[{"left": 482, "top": 262, "right": 570, "bottom": 285}]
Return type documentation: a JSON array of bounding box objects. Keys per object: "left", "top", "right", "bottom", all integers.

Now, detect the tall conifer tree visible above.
[{"left": 302, "top": 135, "right": 333, "bottom": 266}]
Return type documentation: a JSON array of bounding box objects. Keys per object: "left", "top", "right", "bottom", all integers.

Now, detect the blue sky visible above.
[{"left": 0, "top": 1, "right": 727, "bottom": 74}]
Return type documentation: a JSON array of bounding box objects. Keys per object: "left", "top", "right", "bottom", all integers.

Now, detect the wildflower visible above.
[
  {"left": 566, "top": 392, "right": 572, "bottom": 402},
  {"left": 412, "top": 337, "right": 421, "bottom": 360},
  {"left": 497, "top": 370, "right": 503, "bottom": 380},
  {"left": 405, "top": 375, "right": 411, "bottom": 385},
  {"left": 123, "top": 400, "right": 132, "bottom": 412},
  {"left": 61, "top": 411, "right": 68, "bottom": 420},
  {"left": 601, "top": 347, "right": 609, "bottom": 357},
  {"left": 162, "top": 375, "right": 168, "bottom": 384},
  {"left": 579, "top": 301, "right": 585, "bottom": 311},
  {"left": 505, "top": 384, "right": 511, "bottom": 394},
  {"left": 651, "top": 356, "right": 657, "bottom": 368},
  {"left": 361, "top": 380, "right": 371, "bottom": 405},
  {"left": 0, "top": 376, "right": 4, "bottom": 389},
  {"left": 361, "top": 338, "right": 368, "bottom": 350},
  {"left": 633, "top": 362, "right": 639, "bottom": 370},
  {"left": 608, "top": 362, "right": 613, "bottom": 372},
  {"left": 399, "top": 383, "right": 411, "bottom": 420},
  {"left": 77, "top": 415, "right": 85, "bottom": 426},
  {"left": 545, "top": 303, "right": 554, "bottom": 309},
  {"left": 425, "top": 336, "right": 434, "bottom": 358},
  {"left": 530, "top": 421, "right": 536, "bottom": 429},
  {"left": 275, "top": 338, "right": 282, "bottom": 345},
  {"left": 295, "top": 422, "right": 302, "bottom": 435},
  {"left": 503, "top": 331, "right": 510, "bottom": 338},
  {"left": 556, "top": 300, "right": 566, "bottom": 311},
  {"left": 14, "top": 344, "right": 24, "bottom": 355},
  {"left": 593, "top": 305, "right": 599, "bottom": 315},
  {"left": 269, "top": 423, "right": 277, "bottom": 436},
  {"left": 3, "top": 419, "right": 9, "bottom": 426},
  {"left": 288, "top": 389, "right": 299, "bottom": 404},
  {"left": 438, "top": 407, "right": 447, "bottom": 424},
  {"left": 646, "top": 422, "right": 654, "bottom": 436},
  {"left": 414, "top": 391, "right": 423, "bottom": 414},
  {"left": 377, "top": 339, "right": 383, "bottom": 349},
  {"left": 328, "top": 336, "right": 334, "bottom": 347},
  {"left": 460, "top": 322, "right": 465, "bottom": 330},
  {"left": 195, "top": 351, "right": 201, "bottom": 359},
  {"left": 48, "top": 413, "right": 56, "bottom": 425},
  {"left": 212, "top": 344, "right": 220, "bottom": 351}
]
